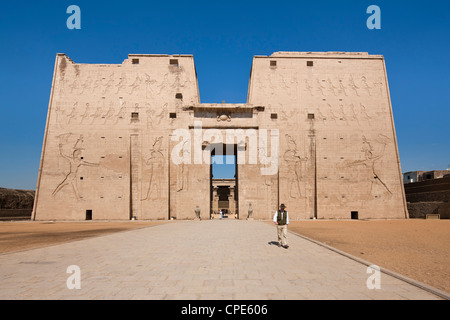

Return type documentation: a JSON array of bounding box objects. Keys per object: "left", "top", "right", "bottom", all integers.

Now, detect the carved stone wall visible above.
[
  {"left": 247, "top": 52, "right": 407, "bottom": 219},
  {"left": 33, "top": 52, "right": 407, "bottom": 220}
]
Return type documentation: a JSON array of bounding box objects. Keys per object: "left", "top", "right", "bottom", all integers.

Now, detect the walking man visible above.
[{"left": 273, "top": 204, "right": 289, "bottom": 249}]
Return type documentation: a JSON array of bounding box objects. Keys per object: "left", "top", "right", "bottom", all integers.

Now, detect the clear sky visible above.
[{"left": 0, "top": 0, "right": 449, "bottom": 189}]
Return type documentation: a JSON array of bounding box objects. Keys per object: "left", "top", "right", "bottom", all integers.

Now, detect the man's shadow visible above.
[{"left": 268, "top": 241, "right": 280, "bottom": 246}]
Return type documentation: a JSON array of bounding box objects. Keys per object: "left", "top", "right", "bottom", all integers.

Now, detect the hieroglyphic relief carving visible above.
[
  {"left": 278, "top": 73, "right": 298, "bottom": 97},
  {"left": 304, "top": 79, "right": 314, "bottom": 96},
  {"left": 146, "top": 103, "right": 168, "bottom": 128},
  {"left": 116, "top": 73, "right": 127, "bottom": 94},
  {"left": 362, "top": 134, "right": 392, "bottom": 197},
  {"left": 347, "top": 75, "right": 360, "bottom": 96},
  {"left": 52, "top": 134, "right": 99, "bottom": 199},
  {"left": 90, "top": 104, "right": 104, "bottom": 124},
  {"left": 55, "top": 96, "right": 136, "bottom": 126},
  {"left": 129, "top": 74, "right": 142, "bottom": 95},
  {"left": 345, "top": 103, "right": 359, "bottom": 124},
  {"left": 102, "top": 101, "right": 116, "bottom": 124},
  {"left": 284, "top": 134, "right": 308, "bottom": 199},
  {"left": 54, "top": 103, "right": 64, "bottom": 126},
  {"left": 176, "top": 139, "right": 190, "bottom": 192},
  {"left": 302, "top": 75, "right": 383, "bottom": 98},
  {"left": 144, "top": 73, "right": 157, "bottom": 99},
  {"left": 315, "top": 79, "right": 326, "bottom": 96},
  {"left": 79, "top": 103, "right": 91, "bottom": 124},
  {"left": 373, "top": 77, "right": 384, "bottom": 96},
  {"left": 217, "top": 114, "right": 231, "bottom": 122},
  {"left": 80, "top": 75, "right": 92, "bottom": 95},
  {"left": 337, "top": 77, "right": 347, "bottom": 96},
  {"left": 360, "top": 76, "right": 372, "bottom": 96},
  {"left": 66, "top": 102, "right": 78, "bottom": 125},
  {"left": 68, "top": 72, "right": 80, "bottom": 94},
  {"left": 315, "top": 101, "right": 380, "bottom": 128},
  {"left": 179, "top": 68, "right": 193, "bottom": 90},
  {"left": 279, "top": 108, "right": 296, "bottom": 122},
  {"left": 114, "top": 100, "right": 126, "bottom": 124},
  {"left": 342, "top": 134, "right": 392, "bottom": 199},
  {"left": 357, "top": 103, "right": 373, "bottom": 126},
  {"left": 325, "top": 103, "right": 341, "bottom": 124},
  {"left": 326, "top": 78, "right": 339, "bottom": 96},
  {"left": 142, "top": 136, "right": 165, "bottom": 200},
  {"left": 102, "top": 72, "right": 115, "bottom": 95}
]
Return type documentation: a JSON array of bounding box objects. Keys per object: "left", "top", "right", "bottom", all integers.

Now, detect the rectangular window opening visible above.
[
  {"left": 175, "top": 93, "right": 183, "bottom": 99},
  {"left": 307, "top": 61, "right": 314, "bottom": 67},
  {"left": 131, "top": 112, "right": 139, "bottom": 119},
  {"left": 351, "top": 211, "right": 359, "bottom": 220},
  {"left": 270, "top": 60, "right": 277, "bottom": 67},
  {"left": 86, "top": 210, "right": 92, "bottom": 220},
  {"left": 271, "top": 113, "right": 278, "bottom": 119},
  {"left": 170, "top": 59, "right": 179, "bottom": 67},
  {"left": 170, "top": 112, "right": 177, "bottom": 119},
  {"left": 308, "top": 113, "right": 315, "bottom": 120},
  {"left": 132, "top": 59, "right": 139, "bottom": 65}
]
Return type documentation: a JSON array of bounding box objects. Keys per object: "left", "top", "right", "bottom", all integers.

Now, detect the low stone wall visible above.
[
  {"left": 0, "top": 209, "right": 32, "bottom": 221},
  {"left": 404, "top": 176, "right": 450, "bottom": 219},
  {"left": 0, "top": 188, "right": 34, "bottom": 220}
]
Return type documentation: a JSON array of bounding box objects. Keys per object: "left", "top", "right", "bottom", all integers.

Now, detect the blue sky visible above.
[{"left": 0, "top": 0, "right": 449, "bottom": 189}]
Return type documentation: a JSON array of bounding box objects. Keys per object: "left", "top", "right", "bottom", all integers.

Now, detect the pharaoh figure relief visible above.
[
  {"left": 284, "top": 134, "right": 308, "bottom": 199},
  {"left": 142, "top": 136, "right": 165, "bottom": 201},
  {"left": 342, "top": 134, "right": 393, "bottom": 200},
  {"left": 52, "top": 134, "right": 99, "bottom": 200}
]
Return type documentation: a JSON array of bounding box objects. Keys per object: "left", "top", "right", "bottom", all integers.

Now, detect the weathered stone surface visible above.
[
  {"left": 0, "top": 188, "right": 34, "bottom": 220},
  {"left": 33, "top": 52, "right": 408, "bottom": 220},
  {"left": 0, "top": 188, "right": 35, "bottom": 210},
  {"left": 404, "top": 176, "right": 450, "bottom": 219}
]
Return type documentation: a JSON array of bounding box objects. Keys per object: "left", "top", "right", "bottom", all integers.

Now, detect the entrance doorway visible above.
[{"left": 210, "top": 144, "right": 238, "bottom": 219}]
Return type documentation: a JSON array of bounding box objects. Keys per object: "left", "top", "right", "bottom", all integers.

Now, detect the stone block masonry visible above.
[{"left": 32, "top": 52, "right": 407, "bottom": 221}]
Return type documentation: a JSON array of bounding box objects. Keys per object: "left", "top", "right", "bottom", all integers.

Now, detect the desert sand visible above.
[{"left": 289, "top": 219, "right": 449, "bottom": 294}]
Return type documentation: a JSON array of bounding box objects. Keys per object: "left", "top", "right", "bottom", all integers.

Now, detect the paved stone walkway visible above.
[{"left": 0, "top": 220, "right": 443, "bottom": 300}]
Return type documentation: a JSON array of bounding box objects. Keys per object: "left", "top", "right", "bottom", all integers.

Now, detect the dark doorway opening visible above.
[
  {"left": 351, "top": 211, "right": 359, "bottom": 220},
  {"left": 210, "top": 144, "right": 238, "bottom": 219},
  {"left": 86, "top": 210, "right": 93, "bottom": 220}
]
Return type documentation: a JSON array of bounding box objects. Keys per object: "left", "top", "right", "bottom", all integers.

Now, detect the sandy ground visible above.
[
  {"left": 0, "top": 221, "right": 167, "bottom": 254},
  {"left": 0, "top": 219, "right": 448, "bottom": 294},
  {"left": 288, "top": 220, "right": 449, "bottom": 294}
]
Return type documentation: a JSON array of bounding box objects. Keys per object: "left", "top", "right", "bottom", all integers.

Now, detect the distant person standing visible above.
[{"left": 273, "top": 204, "right": 289, "bottom": 249}]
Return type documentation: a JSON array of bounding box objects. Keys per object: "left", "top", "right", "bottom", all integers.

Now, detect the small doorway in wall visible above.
[
  {"left": 351, "top": 211, "right": 359, "bottom": 220},
  {"left": 86, "top": 210, "right": 93, "bottom": 220}
]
